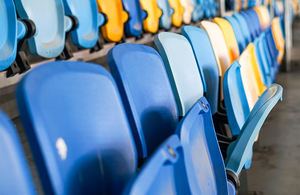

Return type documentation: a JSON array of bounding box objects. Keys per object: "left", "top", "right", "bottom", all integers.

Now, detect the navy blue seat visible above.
[
  {"left": 16, "top": 61, "right": 137, "bottom": 194},
  {"left": 0, "top": 110, "right": 36, "bottom": 195},
  {"left": 122, "top": 0, "right": 147, "bottom": 37},
  {"left": 107, "top": 43, "right": 178, "bottom": 160}
]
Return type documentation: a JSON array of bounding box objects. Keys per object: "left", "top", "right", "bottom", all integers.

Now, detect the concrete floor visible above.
[{"left": 247, "top": 67, "right": 300, "bottom": 195}]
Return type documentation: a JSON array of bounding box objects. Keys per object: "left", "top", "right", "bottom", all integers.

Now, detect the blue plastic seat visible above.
[
  {"left": 181, "top": 26, "right": 219, "bottom": 115},
  {"left": 154, "top": 32, "right": 205, "bottom": 117},
  {"left": 107, "top": 43, "right": 178, "bottom": 159},
  {"left": 16, "top": 61, "right": 137, "bottom": 194},
  {"left": 239, "top": 11, "right": 257, "bottom": 41},
  {"left": 225, "top": 16, "right": 246, "bottom": 53},
  {"left": 124, "top": 135, "right": 193, "bottom": 194},
  {"left": 248, "top": 9, "right": 262, "bottom": 35},
  {"left": 203, "top": 0, "right": 211, "bottom": 18},
  {"left": 122, "top": 0, "right": 147, "bottom": 37},
  {"left": 15, "top": 0, "right": 73, "bottom": 58},
  {"left": 223, "top": 60, "right": 283, "bottom": 169},
  {"left": 0, "top": 110, "right": 36, "bottom": 195},
  {"left": 265, "top": 26, "right": 280, "bottom": 78},
  {"left": 156, "top": 0, "right": 174, "bottom": 30},
  {"left": 62, "top": 0, "right": 105, "bottom": 49},
  {"left": 175, "top": 97, "right": 236, "bottom": 194},
  {"left": 0, "top": 0, "right": 26, "bottom": 71},
  {"left": 233, "top": 13, "right": 252, "bottom": 46},
  {"left": 189, "top": 0, "right": 203, "bottom": 22}
]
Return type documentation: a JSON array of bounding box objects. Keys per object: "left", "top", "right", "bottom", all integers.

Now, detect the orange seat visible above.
[
  {"left": 97, "top": 0, "right": 128, "bottom": 42},
  {"left": 169, "top": 0, "right": 185, "bottom": 27},
  {"left": 140, "top": 0, "right": 162, "bottom": 33}
]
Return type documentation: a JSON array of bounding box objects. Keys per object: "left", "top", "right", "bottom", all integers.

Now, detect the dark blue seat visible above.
[
  {"left": 265, "top": 26, "right": 280, "bottom": 79},
  {"left": 0, "top": 110, "right": 36, "bottom": 195},
  {"left": 239, "top": 11, "right": 257, "bottom": 41},
  {"left": 107, "top": 43, "right": 178, "bottom": 159},
  {"left": 16, "top": 61, "right": 137, "bottom": 194},
  {"left": 225, "top": 16, "right": 247, "bottom": 53},
  {"left": 62, "top": 0, "right": 105, "bottom": 48},
  {"left": 233, "top": 13, "right": 252, "bottom": 46},
  {"left": 122, "top": 0, "right": 147, "bottom": 37},
  {"left": 181, "top": 26, "right": 220, "bottom": 115}
]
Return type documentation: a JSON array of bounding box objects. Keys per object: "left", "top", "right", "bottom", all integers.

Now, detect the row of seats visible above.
[
  {"left": 0, "top": 0, "right": 218, "bottom": 74},
  {"left": 0, "top": 4, "right": 284, "bottom": 195}
]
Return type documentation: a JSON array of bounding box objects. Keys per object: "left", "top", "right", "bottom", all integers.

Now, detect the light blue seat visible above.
[
  {"left": 122, "top": 0, "right": 147, "bottom": 37},
  {"left": 225, "top": 16, "right": 246, "bottom": 53},
  {"left": 0, "top": 0, "right": 26, "bottom": 71},
  {"left": 189, "top": 0, "right": 203, "bottom": 22},
  {"left": 154, "top": 32, "right": 205, "bottom": 117},
  {"left": 175, "top": 97, "right": 236, "bottom": 194},
  {"left": 223, "top": 60, "right": 283, "bottom": 169},
  {"left": 15, "top": 0, "right": 73, "bottom": 58},
  {"left": 62, "top": 0, "right": 105, "bottom": 48},
  {"left": 16, "top": 61, "right": 137, "bottom": 194},
  {"left": 233, "top": 13, "right": 252, "bottom": 46},
  {"left": 107, "top": 43, "right": 178, "bottom": 160},
  {"left": 0, "top": 110, "right": 36, "bottom": 195},
  {"left": 157, "top": 0, "right": 174, "bottom": 30},
  {"left": 124, "top": 135, "right": 193, "bottom": 194},
  {"left": 181, "top": 26, "right": 219, "bottom": 115}
]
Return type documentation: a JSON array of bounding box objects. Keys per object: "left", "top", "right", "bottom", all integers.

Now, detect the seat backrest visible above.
[
  {"left": 16, "top": 61, "right": 137, "bottom": 194},
  {"left": 238, "top": 43, "right": 259, "bottom": 110},
  {"left": 107, "top": 43, "right": 178, "bottom": 159},
  {"left": 0, "top": 110, "right": 36, "bottom": 195},
  {"left": 239, "top": 11, "right": 256, "bottom": 41},
  {"left": 0, "top": 0, "right": 26, "bottom": 71},
  {"left": 233, "top": 13, "right": 252, "bottom": 45},
  {"left": 124, "top": 135, "right": 192, "bottom": 194},
  {"left": 154, "top": 32, "right": 204, "bottom": 117},
  {"left": 181, "top": 26, "right": 220, "bottom": 115},
  {"left": 175, "top": 97, "right": 229, "bottom": 194},
  {"left": 265, "top": 26, "right": 279, "bottom": 67},
  {"left": 200, "top": 21, "right": 231, "bottom": 101},
  {"left": 225, "top": 16, "right": 246, "bottom": 53},
  {"left": 248, "top": 9, "right": 262, "bottom": 35},
  {"left": 189, "top": 0, "right": 203, "bottom": 22},
  {"left": 253, "top": 5, "right": 271, "bottom": 31},
  {"left": 139, "top": 0, "right": 162, "bottom": 33},
  {"left": 122, "top": 0, "right": 147, "bottom": 37},
  {"left": 203, "top": 0, "right": 211, "bottom": 18},
  {"left": 179, "top": 0, "right": 194, "bottom": 24},
  {"left": 97, "top": 0, "right": 128, "bottom": 42},
  {"left": 15, "top": 0, "right": 72, "bottom": 58},
  {"left": 169, "top": 0, "right": 185, "bottom": 27},
  {"left": 62, "top": 0, "right": 105, "bottom": 49},
  {"left": 157, "top": 0, "right": 174, "bottom": 30},
  {"left": 213, "top": 17, "right": 240, "bottom": 64}
]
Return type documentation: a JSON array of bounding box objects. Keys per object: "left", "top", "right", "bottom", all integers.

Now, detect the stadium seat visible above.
[
  {"left": 62, "top": 0, "right": 105, "bottom": 48},
  {"left": 154, "top": 32, "right": 204, "bottom": 117},
  {"left": 15, "top": 0, "right": 74, "bottom": 58},
  {"left": 139, "top": 0, "right": 162, "bottom": 33},
  {"left": 189, "top": 0, "right": 203, "bottom": 22},
  {"left": 97, "top": 0, "right": 129, "bottom": 42},
  {"left": 107, "top": 43, "right": 178, "bottom": 160},
  {"left": 122, "top": 0, "right": 147, "bottom": 37},
  {"left": 181, "top": 26, "right": 220, "bottom": 115},
  {"left": 239, "top": 11, "right": 257, "bottom": 41},
  {"left": 223, "top": 60, "right": 283, "bottom": 169},
  {"left": 16, "top": 61, "right": 137, "bottom": 194},
  {"left": 213, "top": 17, "right": 240, "bottom": 63},
  {"left": 253, "top": 5, "right": 271, "bottom": 31},
  {"left": 179, "top": 0, "right": 194, "bottom": 24},
  {"left": 0, "top": 0, "right": 26, "bottom": 71},
  {"left": 233, "top": 13, "right": 252, "bottom": 46},
  {"left": 225, "top": 16, "right": 247, "bottom": 52},
  {"left": 123, "top": 135, "right": 193, "bottom": 194},
  {"left": 156, "top": 0, "right": 174, "bottom": 30},
  {"left": 203, "top": 0, "right": 212, "bottom": 18},
  {"left": 200, "top": 21, "right": 231, "bottom": 102},
  {"left": 169, "top": 0, "right": 185, "bottom": 27},
  {"left": 271, "top": 17, "right": 285, "bottom": 65},
  {"left": 0, "top": 110, "right": 36, "bottom": 195}
]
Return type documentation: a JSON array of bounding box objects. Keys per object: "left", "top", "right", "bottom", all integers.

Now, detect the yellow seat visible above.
[
  {"left": 200, "top": 21, "right": 231, "bottom": 101},
  {"left": 97, "top": 0, "right": 128, "bottom": 42},
  {"left": 253, "top": 5, "right": 271, "bottom": 31},
  {"left": 213, "top": 17, "right": 240, "bottom": 64},
  {"left": 271, "top": 17, "right": 285, "bottom": 65},
  {"left": 140, "top": 0, "right": 162, "bottom": 33},
  {"left": 169, "top": 0, "right": 185, "bottom": 27},
  {"left": 179, "top": 0, "right": 194, "bottom": 24}
]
